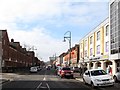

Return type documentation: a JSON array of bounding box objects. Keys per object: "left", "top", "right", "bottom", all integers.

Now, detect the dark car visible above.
[
  {"left": 59, "top": 67, "right": 74, "bottom": 78},
  {"left": 46, "top": 66, "right": 51, "bottom": 70}
]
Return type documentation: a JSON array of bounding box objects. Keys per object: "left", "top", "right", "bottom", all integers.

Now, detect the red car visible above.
[{"left": 59, "top": 67, "right": 74, "bottom": 78}]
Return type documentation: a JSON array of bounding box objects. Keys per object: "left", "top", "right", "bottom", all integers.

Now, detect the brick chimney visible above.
[{"left": 11, "top": 39, "right": 14, "bottom": 42}]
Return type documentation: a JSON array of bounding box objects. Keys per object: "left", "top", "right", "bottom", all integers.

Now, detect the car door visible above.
[
  {"left": 84, "top": 71, "right": 90, "bottom": 84},
  {"left": 87, "top": 71, "right": 91, "bottom": 84}
]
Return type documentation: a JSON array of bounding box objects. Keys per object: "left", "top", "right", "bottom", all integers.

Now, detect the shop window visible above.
[
  {"left": 97, "top": 62, "right": 101, "bottom": 67},
  {"left": 91, "top": 63, "right": 93, "bottom": 67}
]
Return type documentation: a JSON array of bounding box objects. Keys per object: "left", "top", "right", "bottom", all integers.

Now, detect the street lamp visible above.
[{"left": 63, "top": 31, "right": 71, "bottom": 67}]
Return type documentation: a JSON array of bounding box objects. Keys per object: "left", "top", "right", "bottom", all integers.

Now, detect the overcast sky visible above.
[{"left": 0, "top": 0, "right": 109, "bottom": 62}]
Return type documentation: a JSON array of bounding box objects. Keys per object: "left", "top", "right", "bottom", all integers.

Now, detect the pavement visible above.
[
  {"left": 0, "top": 71, "right": 83, "bottom": 85},
  {"left": 0, "top": 78, "right": 10, "bottom": 84},
  {"left": 0, "top": 73, "right": 17, "bottom": 84},
  {"left": 74, "top": 72, "right": 83, "bottom": 82}
]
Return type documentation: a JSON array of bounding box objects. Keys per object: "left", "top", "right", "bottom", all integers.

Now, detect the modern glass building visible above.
[{"left": 110, "top": 0, "right": 120, "bottom": 74}]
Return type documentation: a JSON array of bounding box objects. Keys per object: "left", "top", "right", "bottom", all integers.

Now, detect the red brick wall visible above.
[{"left": 1, "top": 30, "right": 35, "bottom": 68}]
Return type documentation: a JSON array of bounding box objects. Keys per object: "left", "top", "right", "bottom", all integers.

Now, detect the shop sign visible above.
[{"left": 101, "top": 55, "right": 109, "bottom": 59}]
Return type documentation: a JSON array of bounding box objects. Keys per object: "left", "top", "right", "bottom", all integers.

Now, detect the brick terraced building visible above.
[{"left": 0, "top": 30, "right": 40, "bottom": 72}]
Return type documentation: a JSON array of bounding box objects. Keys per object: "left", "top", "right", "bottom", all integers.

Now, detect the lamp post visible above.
[{"left": 63, "top": 31, "right": 71, "bottom": 67}]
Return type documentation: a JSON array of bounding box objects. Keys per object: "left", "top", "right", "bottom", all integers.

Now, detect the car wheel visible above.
[
  {"left": 114, "top": 76, "right": 118, "bottom": 83},
  {"left": 60, "top": 75, "right": 63, "bottom": 78},
  {"left": 71, "top": 75, "right": 74, "bottom": 79},
  {"left": 91, "top": 81, "right": 96, "bottom": 88}
]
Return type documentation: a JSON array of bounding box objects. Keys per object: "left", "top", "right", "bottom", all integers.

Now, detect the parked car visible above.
[
  {"left": 36, "top": 66, "right": 41, "bottom": 71},
  {"left": 113, "top": 67, "right": 120, "bottom": 82},
  {"left": 59, "top": 67, "right": 74, "bottom": 78},
  {"left": 72, "top": 67, "right": 80, "bottom": 73},
  {"left": 30, "top": 67, "right": 38, "bottom": 73},
  {"left": 83, "top": 69, "right": 114, "bottom": 88},
  {"left": 46, "top": 66, "right": 51, "bottom": 70}
]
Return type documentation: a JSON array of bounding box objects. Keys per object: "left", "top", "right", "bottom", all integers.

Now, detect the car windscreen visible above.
[
  {"left": 31, "top": 67, "right": 37, "bottom": 69},
  {"left": 91, "top": 70, "right": 107, "bottom": 76},
  {"left": 62, "top": 68, "right": 71, "bottom": 70}
]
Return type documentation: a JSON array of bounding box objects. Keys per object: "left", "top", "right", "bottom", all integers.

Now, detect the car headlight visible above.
[{"left": 94, "top": 79, "right": 102, "bottom": 82}]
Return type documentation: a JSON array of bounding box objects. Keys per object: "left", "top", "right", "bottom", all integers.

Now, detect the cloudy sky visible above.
[{"left": 0, "top": 0, "right": 109, "bottom": 62}]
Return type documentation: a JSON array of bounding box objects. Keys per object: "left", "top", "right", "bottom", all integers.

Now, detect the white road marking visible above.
[
  {"left": 43, "top": 70, "right": 47, "bottom": 81},
  {"left": 36, "top": 82, "right": 42, "bottom": 90},
  {"left": 46, "top": 83, "right": 50, "bottom": 90},
  {"left": 43, "top": 77, "right": 46, "bottom": 81}
]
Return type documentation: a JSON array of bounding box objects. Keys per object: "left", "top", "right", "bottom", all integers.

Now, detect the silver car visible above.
[{"left": 113, "top": 67, "right": 120, "bottom": 82}]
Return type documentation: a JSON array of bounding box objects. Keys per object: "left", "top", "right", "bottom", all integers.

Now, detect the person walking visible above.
[{"left": 79, "top": 67, "right": 82, "bottom": 76}]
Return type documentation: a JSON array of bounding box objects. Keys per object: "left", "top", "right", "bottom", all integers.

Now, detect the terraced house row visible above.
[
  {"left": 56, "top": 0, "right": 120, "bottom": 75},
  {"left": 0, "top": 30, "right": 42, "bottom": 72}
]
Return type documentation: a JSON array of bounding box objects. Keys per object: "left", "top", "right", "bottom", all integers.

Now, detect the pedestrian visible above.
[
  {"left": 84, "top": 67, "right": 87, "bottom": 72},
  {"left": 79, "top": 67, "right": 82, "bottom": 76},
  {"left": 109, "top": 66, "right": 112, "bottom": 75},
  {"left": 107, "top": 65, "right": 112, "bottom": 75}
]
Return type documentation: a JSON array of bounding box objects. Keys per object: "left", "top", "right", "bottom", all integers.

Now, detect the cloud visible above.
[
  {"left": 0, "top": 0, "right": 109, "bottom": 61},
  {"left": 6, "top": 26, "right": 68, "bottom": 61},
  {"left": 0, "top": 0, "right": 63, "bottom": 23}
]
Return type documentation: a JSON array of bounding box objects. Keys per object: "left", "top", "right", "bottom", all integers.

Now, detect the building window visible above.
[
  {"left": 97, "top": 31, "right": 100, "bottom": 41},
  {"left": 4, "top": 40, "right": 5, "bottom": 45},
  {"left": 106, "top": 41, "right": 109, "bottom": 52},
  {"left": 90, "top": 48, "right": 92, "bottom": 56},
  {"left": 84, "top": 50, "right": 87, "bottom": 57},
  {"left": 81, "top": 43, "right": 82, "bottom": 49},
  {"left": 85, "top": 40, "right": 87, "bottom": 47},
  {"left": 90, "top": 36, "right": 93, "bottom": 44},
  {"left": 81, "top": 52, "right": 83, "bottom": 58},
  {"left": 106, "top": 25, "right": 109, "bottom": 36},
  {"left": 97, "top": 45, "right": 100, "bottom": 54}
]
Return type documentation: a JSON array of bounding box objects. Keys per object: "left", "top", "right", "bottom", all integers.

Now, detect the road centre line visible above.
[
  {"left": 43, "top": 77, "right": 46, "bottom": 81},
  {"left": 43, "top": 69, "right": 47, "bottom": 81}
]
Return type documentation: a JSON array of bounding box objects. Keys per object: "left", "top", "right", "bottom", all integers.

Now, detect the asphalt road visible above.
[{"left": 1, "top": 68, "right": 120, "bottom": 90}]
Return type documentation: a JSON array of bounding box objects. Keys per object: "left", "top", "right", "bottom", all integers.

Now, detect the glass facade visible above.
[{"left": 110, "top": 0, "right": 120, "bottom": 54}]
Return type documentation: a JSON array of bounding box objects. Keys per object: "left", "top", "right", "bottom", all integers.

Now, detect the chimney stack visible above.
[{"left": 11, "top": 39, "right": 14, "bottom": 42}]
